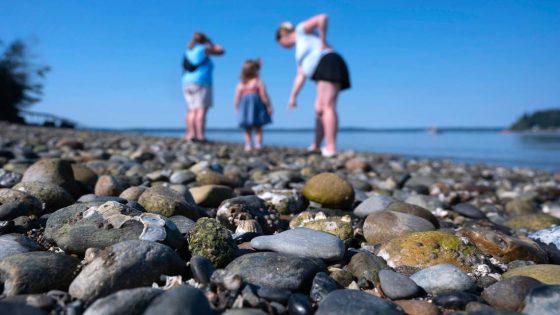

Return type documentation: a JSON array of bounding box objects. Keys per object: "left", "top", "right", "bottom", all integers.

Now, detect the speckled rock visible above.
[
  {"left": 251, "top": 228, "right": 345, "bottom": 261},
  {"left": 378, "top": 231, "right": 480, "bottom": 272},
  {"left": 363, "top": 211, "right": 435, "bottom": 244},
  {"left": 69, "top": 240, "right": 187, "bottom": 302},
  {"left": 503, "top": 264, "right": 560, "bottom": 284},
  {"left": 302, "top": 173, "right": 355, "bottom": 210},
  {"left": 504, "top": 214, "right": 560, "bottom": 232},
  {"left": 0, "top": 252, "right": 79, "bottom": 296},
  {"left": 217, "top": 195, "right": 278, "bottom": 233},
  {"left": 187, "top": 217, "right": 238, "bottom": 267},
  {"left": 460, "top": 227, "right": 548, "bottom": 263},
  {"left": 255, "top": 188, "right": 307, "bottom": 214},
  {"left": 289, "top": 211, "right": 353, "bottom": 243},
  {"left": 481, "top": 276, "right": 542, "bottom": 311},
  {"left": 138, "top": 186, "right": 199, "bottom": 219},
  {"left": 13, "top": 181, "right": 74, "bottom": 213},
  {"left": 189, "top": 185, "right": 234, "bottom": 208}
]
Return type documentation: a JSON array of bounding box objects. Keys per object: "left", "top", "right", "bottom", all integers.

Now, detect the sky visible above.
[{"left": 1, "top": 0, "right": 559, "bottom": 129}]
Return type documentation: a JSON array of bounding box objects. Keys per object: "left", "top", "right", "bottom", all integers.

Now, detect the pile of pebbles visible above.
[{"left": 1, "top": 122, "right": 560, "bottom": 315}]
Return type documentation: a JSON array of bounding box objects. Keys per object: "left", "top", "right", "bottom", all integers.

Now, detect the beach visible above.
[{"left": 1, "top": 122, "right": 560, "bottom": 314}]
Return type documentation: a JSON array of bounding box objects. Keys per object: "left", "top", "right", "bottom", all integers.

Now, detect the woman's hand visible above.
[{"left": 288, "top": 97, "right": 297, "bottom": 109}]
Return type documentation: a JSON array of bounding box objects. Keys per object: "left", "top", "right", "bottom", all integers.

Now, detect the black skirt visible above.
[{"left": 311, "top": 52, "right": 351, "bottom": 90}]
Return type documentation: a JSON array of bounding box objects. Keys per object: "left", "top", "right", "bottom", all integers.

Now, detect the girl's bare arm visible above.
[{"left": 258, "top": 80, "right": 273, "bottom": 114}]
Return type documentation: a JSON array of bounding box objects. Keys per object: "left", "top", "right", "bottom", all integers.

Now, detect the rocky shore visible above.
[{"left": 1, "top": 121, "right": 559, "bottom": 315}]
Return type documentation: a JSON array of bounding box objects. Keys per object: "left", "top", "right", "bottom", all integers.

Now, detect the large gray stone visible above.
[
  {"left": 410, "top": 263, "right": 475, "bottom": 295},
  {"left": 84, "top": 287, "right": 163, "bottom": 315},
  {"left": 379, "top": 269, "right": 420, "bottom": 300},
  {"left": 316, "top": 289, "right": 405, "bottom": 315},
  {"left": 0, "top": 233, "right": 43, "bottom": 260},
  {"left": 143, "top": 285, "right": 212, "bottom": 315},
  {"left": 353, "top": 195, "right": 394, "bottom": 218}
]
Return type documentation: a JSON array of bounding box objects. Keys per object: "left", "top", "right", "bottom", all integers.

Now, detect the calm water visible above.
[{"left": 143, "top": 129, "right": 560, "bottom": 172}]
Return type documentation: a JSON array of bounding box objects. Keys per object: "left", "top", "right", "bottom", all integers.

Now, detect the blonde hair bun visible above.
[{"left": 280, "top": 21, "right": 294, "bottom": 31}]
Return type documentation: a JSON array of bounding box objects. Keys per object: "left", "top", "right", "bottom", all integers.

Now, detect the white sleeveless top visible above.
[{"left": 295, "top": 23, "right": 330, "bottom": 77}]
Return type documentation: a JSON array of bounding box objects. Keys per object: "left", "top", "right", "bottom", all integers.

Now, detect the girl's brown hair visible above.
[
  {"left": 241, "top": 59, "right": 261, "bottom": 84},
  {"left": 188, "top": 32, "right": 209, "bottom": 49},
  {"left": 275, "top": 22, "right": 295, "bottom": 41}
]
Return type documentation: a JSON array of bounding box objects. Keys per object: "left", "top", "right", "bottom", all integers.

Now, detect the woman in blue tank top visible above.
[{"left": 276, "top": 14, "right": 350, "bottom": 157}]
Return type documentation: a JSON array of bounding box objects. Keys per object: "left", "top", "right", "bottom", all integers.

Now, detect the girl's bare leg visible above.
[
  {"left": 318, "top": 81, "right": 340, "bottom": 154},
  {"left": 255, "top": 126, "right": 263, "bottom": 149},
  {"left": 244, "top": 127, "right": 252, "bottom": 151}
]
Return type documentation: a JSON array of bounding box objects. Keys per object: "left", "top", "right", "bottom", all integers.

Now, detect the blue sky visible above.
[{"left": 1, "top": 0, "right": 559, "bottom": 128}]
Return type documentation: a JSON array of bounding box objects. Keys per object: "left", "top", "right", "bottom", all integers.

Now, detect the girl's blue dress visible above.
[{"left": 238, "top": 84, "right": 271, "bottom": 128}]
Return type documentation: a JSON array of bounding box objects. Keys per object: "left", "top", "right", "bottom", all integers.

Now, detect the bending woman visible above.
[
  {"left": 276, "top": 14, "right": 350, "bottom": 157},
  {"left": 182, "top": 32, "right": 224, "bottom": 142}
]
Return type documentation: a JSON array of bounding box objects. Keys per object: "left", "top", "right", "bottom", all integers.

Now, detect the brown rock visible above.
[
  {"left": 345, "top": 157, "right": 370, "bottom": 172},
  {"left": 94, "top": 175, "right": 124, "bottom": 197},
  {"left": 363, "top": 211, "right": 435, "bottom": 244},
  {"left": 394, "top": 300, "right": 440, "bottom": 315}
]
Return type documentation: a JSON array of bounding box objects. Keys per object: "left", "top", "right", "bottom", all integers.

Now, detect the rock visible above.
[
  {"left": 251, "top": 228, "right": 345, "bottom": 261},
  {"left": 138, "top": 186, "right": 199, "bottom": 219},
  {"left": 460, "top": 227, "right": 548, "bottom": 263},
  {"left": 71, "top": 164, "right": 98, "bottom": 190},
  {"left": 0, "top": 169, "right": 22, "bottom": 188},
  {"left": 378, "top": 231, "right": 480, "bottom": 272},
  {"left": 345, "top": 157, "right": 370, "bottom": 172},
  {"left": 45, "top": 201, "right": 184, "bottom": 255},
  {"left": 353, "top": 195, "right": 395, "bottom": 218},
  {"left": 302, "top": 173, "right": 355, "bottom": 210},
  {"left": 410, "top": 264, "right": 476, "bottom": 295},
  {"left": 255, "top": 188, "right": 307, "bottom": 214},
  {"left": 504, "top": 214, "right": 560, "bottom": 232},
  {"left": 190, "top": 256, "right": 215, "bottom": 285},
  {"left": 310, "top": 272, "right": 338, "bottom": 303},
  {"left": 168, "top": 215, "right": 195, "bottom": 235},
  {"left": 0, "top": 302, "right": 47, "bottom": 315},
  {"left": 217, "top": 195, "right": 278, "bottom": 233},
  {"left": 21, "top": 158, "right": 78, "bottom": 196},
  {"left": 363, "top": 211, "right": 435, "bottom": 244},
  {"left": 379, "top": 269, "right": 420, "bottom": 300},
  {"left": 432, "top": 291, "right": 480, "bottom": 309},
  {"left": 187, "top": 217, "right": 238, "bottom": 267},
  {"left": 94, "top": 175, "right": 124, "bottom": 196},
  {"left": 503, "top": 264, "right": 560, "bottom": 284},
  {"left": 385, "top": 201, "right": 439, "bottom": 227},
  {"left": 347, "top": 251, "right": 388, "bottom": 284},
  {"left": 143, "top": 285, "right": 212, "bottom": 315},
  {"left": 403, "top": 194, "right": 444, "bottom": 213},
  {"left": 196, "top": 170, "right": 235, "bottom": 187},
  {"left": 505, "top": 198, "right": 537, "bottom": 216},
  {"left": 257, "top": 286, "right": 291, "bottom": 303},
  {"left": 69, "top": 240, "right": 187, "bottom": 302},
  {"left": 225, "top": 252, "right": 325, "bottom": 291},
  {"left": 77, "top": 194, "right": 126, "bottom": 203},
  {"left": 316, "top": 289, "right": 405, "bottom": 315},
  {"left": 523, "top": 285, "right": 560, "bottom": 315},
  {"left": 0, "top": 252, "right": 79, "bottom": 296},
  {"left": 529, "top": 226, "right": 560, "bottom": 263},
  {"left": 328, "top": 267, "right": 353, "bottom": 287},
  {"left": 394, "top": 300, "right": 440, "bottom": 315},
  {"left": 289, "top": 211, "right": 353, "bottom": 243},
  {"left": 481, "top": 276, "right": 542, "bottom": 311},
  {"left": 288, "top": 293, "right": 312, "bottom": 315},
  {"left": 223, "top": 309, "right": 268, "bottom": 315},
  {"left": 0, "top": 233, "right": 43, "bottom": 260},
  {"left": 83, "top": 287, "right": 163, "bottom": 315},
  {"left": 0, "top": 188, "right": 42, "bottom": 220},
  {"left": 13, "top": 182, "right": 74, "bottom": 213},
  {"left": 170, "top": 170, "right": 196, "bottom": 185},
  {"left": 189, "top": 185, "right": 234, "bottom": 208},
  {"left": 452, "top": 203, "right": 487, "bottom": 219}
]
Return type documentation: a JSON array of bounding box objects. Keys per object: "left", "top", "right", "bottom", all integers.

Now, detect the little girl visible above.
[{"left": 234, "top": 59, "right": 273, "bottom": 151}]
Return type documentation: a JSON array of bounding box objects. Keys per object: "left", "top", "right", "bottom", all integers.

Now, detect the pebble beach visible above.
[{"left": 1, "top": 121, "right": 560, "bottom": 315}]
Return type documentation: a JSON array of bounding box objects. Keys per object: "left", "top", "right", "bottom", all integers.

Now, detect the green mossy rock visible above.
[
  {"left": 503, "top": 264, "right": 560, "bottom": 284},
  {"left": 290, "top": 211, "right": 353, "bottom": 243},
  {"left": 187, "top": 218, "right": 238, "bottom": 267},
  {"left": 138, "top": 186, "right": 199, "bottom": 219},
  {"left": 302, "top": 173, "right": 354, "bottom": 210},
  {"left": 504, "top": 214, "right": 560, "bottom": 232}
]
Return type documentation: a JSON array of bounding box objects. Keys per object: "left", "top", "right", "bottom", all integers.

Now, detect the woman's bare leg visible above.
[
  {"left": 255, "top": 126, "right": 263, "bottom": 149},
  {"left": 311, "top": 88, "right": 324, "bottom": 150},
  {"left": 195, "top": 108, "right": 208, "bottom": 140},
  {"left": 185, "top": 110, "right": 195, "bottom": 140},
  {"left": 318, "top": 81, "right": 340, "bottom": 154},
  {"left": 244, "top": 127, "right": 252, "bottom": 151}
]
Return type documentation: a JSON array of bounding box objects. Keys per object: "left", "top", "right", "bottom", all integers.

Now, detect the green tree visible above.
[
  {"left": 0, "top": 39, "right": 50, "bottom": 123},
  {"left": 510, "top": 109, "right": 560, "bottom": 131}
]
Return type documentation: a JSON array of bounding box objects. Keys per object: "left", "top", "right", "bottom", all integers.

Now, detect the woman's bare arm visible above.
[
  {"left": 205, "top": 43, "right": 225, "bottom": 56},
  {"left": 288, "top": 67, "right": 306, "bottom": 109},
  {"left": 302, "top": 14, "right": 329, "bottom": 48}
]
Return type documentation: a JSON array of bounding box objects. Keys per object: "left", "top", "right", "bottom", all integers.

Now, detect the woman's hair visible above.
[
  {"left": 188, "top": 32, "right": 209, "bottom": 49},
  {"left": 275, "top": 22, "right": 295, "bottom": 41},
  {"left": 241, "top": 59, "right": 261, "bottom": 84}
]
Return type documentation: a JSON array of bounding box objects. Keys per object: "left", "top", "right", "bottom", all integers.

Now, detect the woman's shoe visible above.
[
  {"left": 244, "top": 144, "right": 252, "bottom": 152},
  {"left": 321, "top": 147, "right": 336, "bottom": 158}
]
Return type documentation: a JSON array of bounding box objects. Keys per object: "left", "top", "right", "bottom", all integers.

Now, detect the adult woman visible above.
[
  {"left": 276, "top": 14, "right": 350, "bottom": 157},
  {"left": 182, "top": 32, "right": 224, "bottom": 142}
]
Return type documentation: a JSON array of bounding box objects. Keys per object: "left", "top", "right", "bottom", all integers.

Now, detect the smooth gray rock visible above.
[
  {"left": 0, "top": 233, "right": 43, "bottom": 260},
  {"left": 347, "top": 251, "right": 388, "bottom": 284},
  {"left": 316, "top": 289, "right": 405, "bottom": 315},
  {"left": 168, "top": 215, "right": 195, "bottom": 235},
  {"left": 410, "top": 264, "right": 475, "bottom": 296},
  {"left": 223, "top": 309, "right": 268, "bottom": 315},
  {"left": 0, "top": 302, "right": 46, "bottom": 315},
  {"left": 225, "top": 252, "right": 325, "bottom": 291},
  {"left": 363, "top": 211, "right": 435, "bottom": 244},
  {"left": 143, "top": 285, "right": 212, "bottom": 315},
  {"left": 452, "top": 203, "right": 487, "bottom": 219},
  {"left": 379, "top": 269, "right": 420, "bottom": 299},
  {"left": 523, "top": 285, "right": 560, "bottom": 315},
  {"left": 69, "top": 240, "right": 187, "bottom": 302},
  {"left": 20, "top": 158, "right": 79, "bottom": 197},
  {"left": 84, "top": 287, "right": 163, "bottom": 315},
  {"left": 404, "top": 194, "right": 444, "bottom": 212},
  {"left": 251, "top": 228, "right": 345, "bottom": 261},
  {"left": 310, "top": 272, "right": 338, "bottom": 303},
  {"left": 0, "top": 252, "right": 79, "bottom": 296},
  {"left": 0, "top": 188, "right": 42, "bottom": 220},
  {"left": 170, "top": 170, "right": 196, "bottom": 185},
  {"left": 482, "top": 276, "right": 542, "bottom": 311},
  {"left": 353, "top": 195, "right": 395, "bottom": 218}
]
